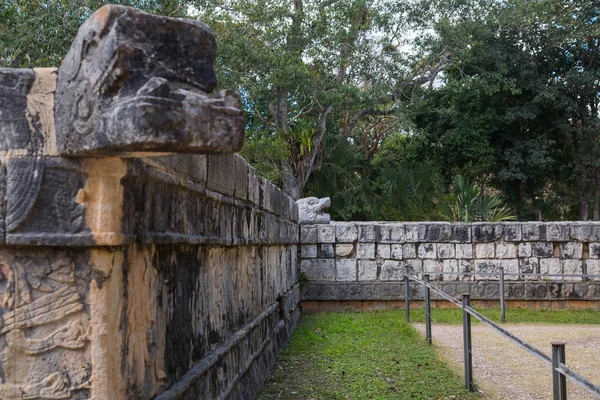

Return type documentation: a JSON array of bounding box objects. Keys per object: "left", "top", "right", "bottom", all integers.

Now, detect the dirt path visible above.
[{"left": 413, "top": 323, "right": 600, "bottom": 400}]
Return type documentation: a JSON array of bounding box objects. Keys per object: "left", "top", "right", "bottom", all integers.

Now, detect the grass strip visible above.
[
  {"left": 259, "top": 310, "right": 480, "bottom": 400},
  {"left": 409, "top": 307, "right": 600, "bottom": 325}
]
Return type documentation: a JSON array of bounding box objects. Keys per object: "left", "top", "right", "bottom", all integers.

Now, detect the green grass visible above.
[
  {"left": 259, "top": 310, "right": 480, "bottom": 400},
  {"left": 409, "top": 307, "right": 600, "bottom": 325}
]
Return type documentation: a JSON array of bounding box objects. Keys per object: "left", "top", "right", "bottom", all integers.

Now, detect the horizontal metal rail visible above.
[
  {"left": 408, "top": 275, "right": 552, "bottom": 365},
  {"left": 407, "top": 275, "right": 600, "bottom": 399},
  {"left": 413, "top": 271, "right": 600, "bottom": 279}
]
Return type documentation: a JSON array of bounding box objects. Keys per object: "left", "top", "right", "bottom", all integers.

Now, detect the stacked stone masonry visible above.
[
  {"left": 301, "top": 222, "right": 600, "bottom": 302},
  {"left": 0, "top": 5, "right": 299, "bottom": 400}
]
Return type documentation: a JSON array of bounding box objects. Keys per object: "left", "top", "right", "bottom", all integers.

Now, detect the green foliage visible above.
[
  {"left": 408, "top": 0, "right": 599, "bottom": 221},
  {"left": 0, "top": 0, "right": 188, "bottom": 68},
  {"left": 438, "top": 175, "right": 515, "bottom": 222},
  {"left": 303, "top": 133, "right": 375, "bottom": 221},
  {"left": 3, "top": 0, "right": 599, "bottom": 221},
  {"left": 258, "top": 310, "right": 481, "bottom": 400}
]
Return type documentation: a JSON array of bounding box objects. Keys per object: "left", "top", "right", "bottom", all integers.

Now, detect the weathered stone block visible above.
[
  {"left": 336, "top": 244, "right": 354, "bottom": 257},
  {"left": 247, "top": 164, "right": 260, "bottom": 205},
  {"left": 418, "top": 243, "right": 437, "bottom": 259},
  {"left": 336, "top": 259, "right": 357, "bottom": 281},
  {"left": 404, "top": 258, "right": 423, "bottom": 273},
  {"left": 475, "top": 243, "right": 495, "bottom": 259},
  {"left": 319, "top": 243, "right": 335, "bottom": 258},
  {"left": 437, "top": 243, "right": 455, "bottom": 259},
  {"left": 443, "top": 259, "right": 458, "bottom": 280},
  {"left": 585, "top": 259, "right": 600, "bottom": 277},
  {"left": 423, "top": 260, "right": 442, "bottom": 279},
  {"left": 570, "top": 223, "right": 593, "bottom": 241},
  {"left": 589, "top": 243, "right": 600, "bottom": 259},
  {"left": 357, "top": 243, "right": 375, "bottom": 259},
  {"left": 377, "top": 244, "right": 391, "bottom": 259},
  {"left": 519, "top": 258, "right": 539, "bottom": 279},
  {"left": 475, "top": 260, "right": 501, "bottom": 280},
  {"left": 358, "top": 260, "right": 377, "bottom": 281},
  {"left": 233, "top": 153, "right": 249, "bottom": 200},
  {"left": 546, "top": 223, "right": 570, "bottom": 241},
  {"left": 336, "top": 223, "right": 358, "bottom": 243},
  {"left": 380, "top": 260, "right": 403, "bottom": 281},
  {"left": 518, "top": 242, "right": 532, "bottom": 258},
  {"left": 55, "top": 5, "right": 244, "bottom": 156},
  {"left": 458, "top": 259, "right": 474, "bottom": 280},
  {"left": 563, "top": 260, "right": 583, "bottom": 280},
  {"left": 495, "top": 243, "right": 516, "bottom": 259},
  {"left": 540, "top": 258, "right": 562, "bottom": 276},
  {"left": 472, "top": 223, "right": 503, "bottom": 242},
  {"left": 391, "top": 244, "right": 403, "bottom": 260},
  {"left": 480, "top": 282, "right": 500, "bottom": 298},
  {"left": 301, "top": 244, "right": 317, "bottom": 258},
  {"left": 404, "top": 224, "right": 426, "bottom": 242},
  {"left": 560, "top": 242, "right": 582, "bottom": 259},
  {"left": 0, "top": 68, "right": 59, "bottom": 156},
  {"left": 207, "top": 154, "right": 236, "bottom": 196},
  {"left": 402, "top": 243, "right": 417, "bottom": 258},
  {"left": 358, "top": 224, "right": 375, "bottom": 242},
  {"left": 300, "top": 226, "right": 317, "bottom": 243},
  {"left": 6, "top": 157, "right": 92, "bottom": 245},
  {"left": 522, "top": 223, "right": 545, "bottom": 241},
  {"left": 533, "top": 242, "right": 553, "bottom": 258},
  {"left": 317, "top": 225, "right": 335, "bottom": 243},
  {"left": 450, "top": 224, "right": 471, "bottom": 242},
  {"left": 502, "top": 259, "right": 519, "bottom": 280},
  {"left": 377, "top": 224, "right": 405, "bottom": 243},
  {"left": 503, "top": 223, "right": 522, "bottom": 241},
  {"left": 301, "top": 259, "right": 335, "bottom": 281},
  {"left": 455, "top": 244, "right": 472, "bottom": 259},
  {"left": 425, "top": 223, "right": 452, "bottom": 241}
]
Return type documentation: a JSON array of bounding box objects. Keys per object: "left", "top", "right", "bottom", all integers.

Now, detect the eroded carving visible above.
[
  {"left": 6, "top": 157, "right": 89, "bottom": 243},
  {"left": 0, "top": 252, "right": 90, "bottom": 399},
  {"left": 297, "top": 197, "right": 331, "bottom": 224},
  {"left": 7, "top": 319, "right": 88, "bottom": 355},
  {"left": 0, "top": 372, "right": 71, "bottom": 399},
  {"left": 55, "top": 5, "right": 244, "bottom": 156}
]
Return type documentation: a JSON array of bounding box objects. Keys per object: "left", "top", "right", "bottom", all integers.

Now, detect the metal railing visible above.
[
  {"left": 412, "top": 269, "right": 600, "bottom": 323},
  {"left": 404, "top": 271, "right": 600, "bottom": 399}
]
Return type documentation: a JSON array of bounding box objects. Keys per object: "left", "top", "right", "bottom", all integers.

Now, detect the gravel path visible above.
[{"left": 413, "top": 323, "right": 600, "bottom": 400}]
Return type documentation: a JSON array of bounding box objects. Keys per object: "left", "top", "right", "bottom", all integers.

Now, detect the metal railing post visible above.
[
  {"left": 462, "top": 294, "right": 473, "bottom": 391},
  {"left": 424, "top": 274, "right": 432, "bottom": 344},
  {"left": 404, "top": 266, "right": 410, "bottom": 322},
  {"left": 500, "top": 266, "right": 506, "bottom": 322},
  {"left": 552, "top": 341, "right": 567, "bottom": 400}
]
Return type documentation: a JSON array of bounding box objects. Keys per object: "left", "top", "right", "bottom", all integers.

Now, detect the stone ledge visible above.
[{"left": 301, "top": 281, "right": 600, "bottom": 301}]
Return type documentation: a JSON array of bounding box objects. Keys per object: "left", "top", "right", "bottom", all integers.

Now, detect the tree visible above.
[
  {"left": 198, "top": 0, "right": 449, "bottom": 199},
  {"left": 0, "top": 0, "right": 189, "bottom": 68},
  {"left": 407, "top": 0, "right": 599, "bottom": 221}
]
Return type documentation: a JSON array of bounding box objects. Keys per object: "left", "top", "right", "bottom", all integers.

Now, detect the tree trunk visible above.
[
  {"left": 594, "top": 167, "right": 600, "bottom": 221},
  {"left": 282, "top": 162, "right": 302, "bottom": 200},
  {"left": 579, "top": 167, "right": 589, "bottom": 221}
]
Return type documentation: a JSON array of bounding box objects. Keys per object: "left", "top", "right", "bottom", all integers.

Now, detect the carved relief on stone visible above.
[
  {"left": 0, "top": 251, "right": 91, "bottom": 399},
  {"left": 297, "top": 197, "right": 331, "bottom": 224},
  {"left": 6, "top": 157, "right": 90, "bottom": 242},
  {"left": 55, "top": 5, "right": 244, "bottom": 156}
]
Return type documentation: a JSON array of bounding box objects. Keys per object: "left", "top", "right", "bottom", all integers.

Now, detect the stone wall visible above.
[
  {"left": 301, "top": 222, "right": 600, "bottom": 303},
  {"left": 0, "top": 5, "right": 299, "bottom": 400}
]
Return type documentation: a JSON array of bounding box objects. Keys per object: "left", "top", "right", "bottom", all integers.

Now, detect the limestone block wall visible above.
[
  {"left": 301, "top": 222, "right": 600, "bottom": 302},
  {"left": 0, "top": 5, "right": 300, "bottom": 400}
]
